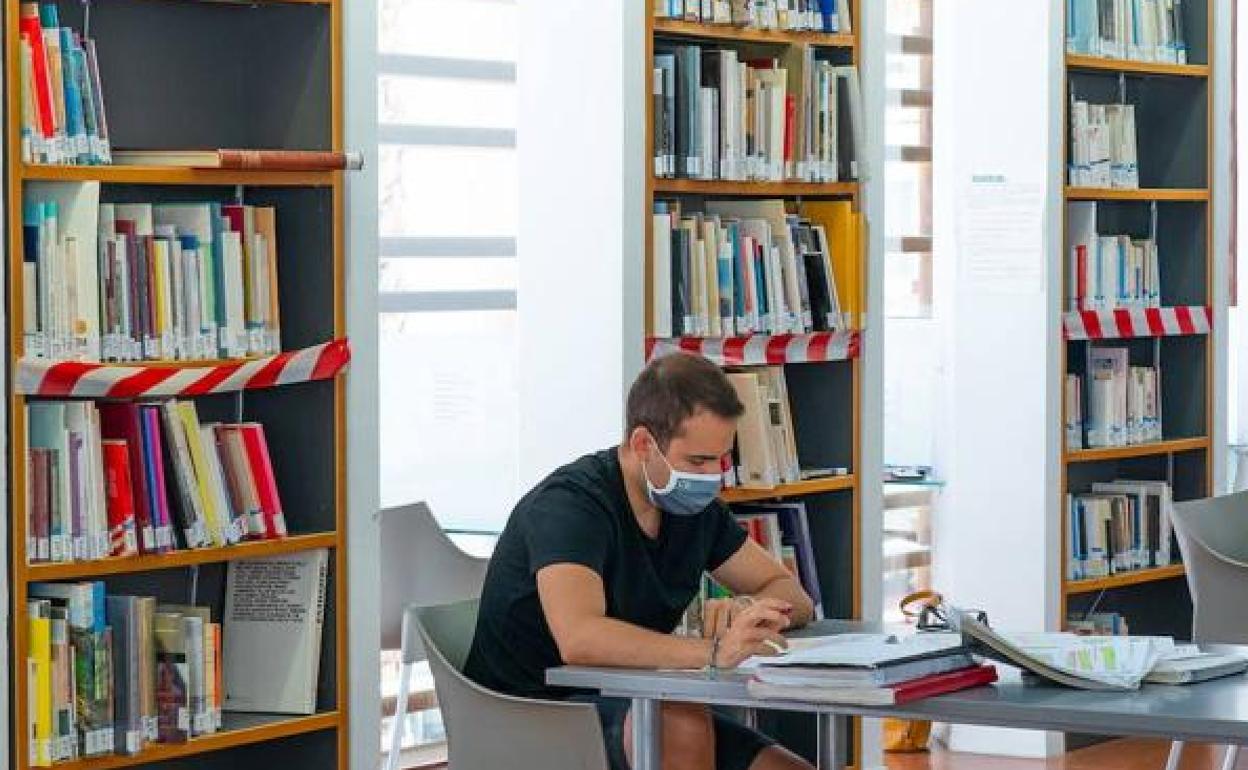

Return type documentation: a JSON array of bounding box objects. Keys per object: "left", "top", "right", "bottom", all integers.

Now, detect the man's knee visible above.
[{"left": 661, "top": 703, "right": 714, "bottom": 769}]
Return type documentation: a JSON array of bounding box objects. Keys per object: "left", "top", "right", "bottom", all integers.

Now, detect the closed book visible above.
[
  {"left": 754, "top": 652, "right": 980, "bottom": 688},
  {"left": 102, "top": 439, "right": 139, "bottom": 557},
  {"left": 238, "top": 423, "right": 288, "bottom": 538},
  {"left": 224, "top": 549, "right": 328, "bottom": 714},
  {"left": 99, "top": 404, "right": 159, "bottom": 553},
  {"left": 136, "top": 597, "right": 158, "bottom": 744},
  {"left": 748, "top": 664, "right": 998, "bottom": 706},
  {"left": 105, "top": 596, "right": 144, "bottom": 755},
  {"left": 726, "top": 371, "right": 780, "bottom": 488},
  {"left": 112, "top": 149, "right": 364, "bottom": 171},
  {"left": 159, "top": 605, "right": 214, "bottom": 735},
  {"left": 139, "top": 406, "right": 176, "bottom": 550},
  {"left": 153, "top": 612, "right": 190, "bottom": 743},
  {"left": 30, "top": 448, "right": 52, "bottom": 563},
  {"left": 29, "top": 599, "right": 54, "bottom": 767},
  {"left": 215, "top": 425, "right": 267, "bottom": 539}
]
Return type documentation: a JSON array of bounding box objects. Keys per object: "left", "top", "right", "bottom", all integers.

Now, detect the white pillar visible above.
[
  {"left": 931, "top": 0, "right": 1064, "bottom": 757},
  {"left": 516, "top": 0, "right": 646, "bottom": 488}
]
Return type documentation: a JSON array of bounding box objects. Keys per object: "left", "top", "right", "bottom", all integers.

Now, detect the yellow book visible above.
[
  {"left": 176, "top": 402, "right": 224, "bottom": 547},
  {"left": 29, "top": 603, "right": 53, "bottom": 767},
  {"left": 152, "top": 239, "right": 172, "bottom": 357},
  {"left": 801, "top": 200, "right": 859, "bottom": 329}
]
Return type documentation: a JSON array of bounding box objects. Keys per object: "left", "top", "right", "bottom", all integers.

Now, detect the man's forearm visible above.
[
  {"left": 752, "top": 575, "right": 815, "bottom": 627},
  {"left": 560, "top": 616, "right": 713, "bottom": 670}
]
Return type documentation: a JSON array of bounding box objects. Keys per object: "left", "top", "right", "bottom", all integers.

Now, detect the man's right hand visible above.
[{"left": 713, "top": 597, "right": 792, "bottom": 668}]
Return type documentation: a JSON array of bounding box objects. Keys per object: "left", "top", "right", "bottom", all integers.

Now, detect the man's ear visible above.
[{"left": 627, "top": 425, "right": 652, "bottom": 456}]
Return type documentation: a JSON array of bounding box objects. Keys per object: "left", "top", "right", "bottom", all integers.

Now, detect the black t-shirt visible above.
[{"left": 464, "top": 447, "right": 748, "bottom": 700}]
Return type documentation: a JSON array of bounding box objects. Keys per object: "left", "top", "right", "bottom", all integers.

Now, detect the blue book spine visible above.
[{"left": 57, "top": 28, "right": 88, "bottom": 164}]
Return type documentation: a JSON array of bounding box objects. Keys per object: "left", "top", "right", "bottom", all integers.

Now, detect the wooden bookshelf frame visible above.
[
  {"left": 4, "top": 0, "right": 349, "bottom": 768},
  {"left": 1058, "top": 3, "right": 1213, "bottom": 624},
  {"left": 646, "top": 2, "right": 866, "bottom": 763}
]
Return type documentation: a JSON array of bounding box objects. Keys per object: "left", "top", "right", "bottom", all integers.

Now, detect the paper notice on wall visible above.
[{"left": 957, "top": 175, "right": 1045, "bottom": 294}]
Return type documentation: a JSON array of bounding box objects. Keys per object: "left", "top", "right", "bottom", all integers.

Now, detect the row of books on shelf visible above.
[
  {"left": 653, "top": 198, "right": 861, "bottom": 338},
  {"left": 19, "top": 3, "right": 112, "bottom": 166},
  {"left": 1067, "top": 611, "right": 1130, "bottom": 635},
  {"left": 654, "top": 0, "right": 853, "bottom": 34},
  {"left": 26, "top": 550, "right": 327, "bottom": 766},
  {"left": 1068, "top": 99, "right": 1139, "bottom": 189},
  {"left": 1067, "top": 203, "right": 1160, "bottom": 311},
  {"left": 1064, "top": 350, "right": 1162, "bottom": 450},
  {"left": 735, "top": 503, "right": 825, "bottom": 619},
  {"left": 24, "top": 183, "right": 283, "bottom": 362},
  {"left": 1065, "top": 480, "right": 1177, "bottom": 580},
  {"left": 724, "top": 366, "right": 801, "bottom": 489},
  {"left": 27, "top": 398, "right": 287, "bottom": 566},
  {"left": 653, "top": 46, "right": 862, "bottom": 183},
  {"left": 675, "top": 499, "right": 826, "bottom": 637},
  {"left": 1066, "top": 0, "right": 1190, "bottom": 65},
  {"left": 1069, "top": 347, "right": 1163, "bottom": 449}
]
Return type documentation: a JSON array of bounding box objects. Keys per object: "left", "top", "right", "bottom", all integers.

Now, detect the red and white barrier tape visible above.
[
  {"left": 1063, "top": 307, "right": 1212, "bottom": 340},
  {"left": 646, "top": 331, "right": 861, "bottom": 366},
  {"left": 18, "top": 338, "right": 351, "bottom": 398}
]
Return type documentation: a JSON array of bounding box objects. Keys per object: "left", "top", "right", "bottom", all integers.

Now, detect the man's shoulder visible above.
[{"left": 514, "top": 447, "right": 623, "bottom": 515}]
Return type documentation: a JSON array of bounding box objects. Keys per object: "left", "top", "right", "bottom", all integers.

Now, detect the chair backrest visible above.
[
  {"left": 378, "top": 501, "right": 489, "bottom": 651},
  {"left": 412, "top": 600, "right": 609, "bottom": 770},
  {"left": 1172, "top": 491, "right": 1248, "bottom": 644}
]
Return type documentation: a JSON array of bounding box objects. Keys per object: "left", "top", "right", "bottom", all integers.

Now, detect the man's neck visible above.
[{"left": 617, "top": 444, "right": 662, "bottom": 539}]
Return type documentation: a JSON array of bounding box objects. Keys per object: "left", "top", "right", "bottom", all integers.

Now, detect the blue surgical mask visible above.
[{"left": 643, "top": 443, "right": 722, "bottom": 517}]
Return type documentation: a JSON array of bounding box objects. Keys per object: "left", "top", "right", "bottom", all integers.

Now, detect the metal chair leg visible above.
[
  {"left": 385, "top": 662, "right": 413, "bottom": 770},
  {"left": 1164, "top": 741, "right": 1184, "bottom": 770},
  {"left": 1221, "top": 745, "right": 1239, "bottom": 770}
]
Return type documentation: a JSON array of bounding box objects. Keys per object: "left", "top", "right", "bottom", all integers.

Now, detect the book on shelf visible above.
[
  {"left": 652, "top": 44, "right": 862, "bottom": 182},
  {"left": 652, "top": 198, "right": 860, "bottom": 337},
  {"left": 1066, "top": 479, "right": 1177, "bottom": 580},
  {"left": 1068, "top": 97, "right": 1139, "bottom": 189},
  {"left": 19, "top": 3, "right": 112, "bottom": 166},
  {"left": 1066, "top": 0, "right": 1188, "bottom": 65},
  {"left": 1065, "top": 373, "right": 1085, "bottom": 451},
  {"left": 1066, "top": 202, "right": 1160, "bottom": 311},
  {"left": 110, "top": 149, "right": 364, "bottom": 172},
  {"left": 27, "top": 398, "right": 288, "bottom": 566},
  {"left": 654, "top": 0, "right": 853, "bottom": 34},
  {"left": 23, "top": 183, "right": 283, "bottom": 362},
  {"left": 223, "top": 549, "right": 329, "bottom": 715},
  {"left": 1067, "top": 611, "right": 1130, "bottom": 635},
  {"left": 1072, "top": 346, "right": 1161, "bottom": 449},
  {"left": 733, "top": 501, "right": 825, "bottom": 619},
  {"left": 725, "top": 366, "right": 801, "bottom": 488}
]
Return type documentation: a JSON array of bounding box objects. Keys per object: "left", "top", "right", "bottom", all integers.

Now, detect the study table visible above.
[{"left": 548, "top": 621, "right": 1248, "bottom": 770}]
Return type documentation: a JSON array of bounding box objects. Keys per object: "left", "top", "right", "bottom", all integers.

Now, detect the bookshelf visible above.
[
  {"left": 5, "top": 1, "right": 348, "bottom": 769},
  {"left": 1059, "top": 0, "right": 1213, "bottom": 640},
  {"left": 646, "top": 3, "right": 869, "bottom": 765}
]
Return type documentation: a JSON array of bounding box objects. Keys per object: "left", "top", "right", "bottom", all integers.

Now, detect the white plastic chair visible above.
[
  {"left": 379, "top": 502, "right": 489, "bottom": 770},
  {"left": 409, "top": 599, "right": 609, "bottom": 770},
  {"left": 1164, "top": 491, "right": 1248, "bottom": 770}
]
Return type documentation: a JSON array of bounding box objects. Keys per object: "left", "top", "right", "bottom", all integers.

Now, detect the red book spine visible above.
[
  {"left": 102, "top": 439, "right": 139, "bottom": 557},
  {"left": 30, "top": 448, "right": 51, "bottom": 562},
  {"left": 891, "top": 664, "right": 999, "bottom": 705},
  {"left": 215, "top": 149, "right": 362, "bottom": 171},
  {"left": 99, "top": 404, "right": 157, "bottom": 553},
  {"left": 239, "top": 423, "right": 287, "bottom": 538},
  {"left": 18, "top": 6, "right": 55, "bottom": 146}
]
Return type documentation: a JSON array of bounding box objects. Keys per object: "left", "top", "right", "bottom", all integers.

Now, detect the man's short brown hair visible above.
[{"left": 625, "top": 353, "right": 745, "bottom": 449}]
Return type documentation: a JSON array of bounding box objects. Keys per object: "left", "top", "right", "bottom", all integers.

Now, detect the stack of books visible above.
[
  {"left": 26, "top": 551, "right": 328, "bottom": 766},
  {"left": 26, "top": 398, "right": 288, "bottom": 565},
  {"left": 653, "top": 199, "right": 861, "bottom": 337},
  {"left": 654, "top": 0, "right": 853, "bottom": 33},
  {"left": 1071, "top": 346, "right": 1162, "bottom": 450},
  {"left": 1068, "top": 99, "right": 1139, "bottom": 189},
  {"left": 23, "top": 184, "right": 284, "bottom": 363},
  {"left": 652, "top": 46, "right": 862, "bottom": 183},
  {"left": 746, "top": 633, "right": 997, "bottom": 705},
  {"left": 18, "top": 3, "right": 111, "bottom": 166},
  {"left": 1066, "top": 0, "right": 1189, "bottom": 64},
  {"left": 1066, "top": 480, "right": 1177, "bottom": 580}
]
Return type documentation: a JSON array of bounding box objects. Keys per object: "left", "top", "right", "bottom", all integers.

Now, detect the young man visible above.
[{"left": 465, "top": 353, "right": 816, "bottom": 770}]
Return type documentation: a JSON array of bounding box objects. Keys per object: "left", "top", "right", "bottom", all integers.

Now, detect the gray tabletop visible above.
[{"left": 547, "top": 621, "right": 1248, "bottom": 745}]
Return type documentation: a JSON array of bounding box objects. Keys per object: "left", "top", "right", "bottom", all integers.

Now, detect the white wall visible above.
[
  {"left": 931, "top": 0, "right": 1063, "bottom": 757},
  {"left": 343, "top": 0, "right": 380, "bottom": 766},
  {"left": 516, "top": 0, "right": 646, "bottom": 487}
]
